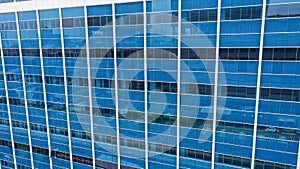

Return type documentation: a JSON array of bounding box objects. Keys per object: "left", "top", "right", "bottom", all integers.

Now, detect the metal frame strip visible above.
[
  {"left": 58, "top": 6, "right": 74, "bottom": 169},
  {"left": 15, "top": 10, "right": 35, "bottom": 169},
  {"left": 83, "top": 4, "right": 96, "bottom": 169},
  {"left": 176, "top": 0, "right": 182, "bottom": 168},
  {"left": 35, "top": 6, "right": 53, "bottom": 169},
  {"left": 143, "top": 0, "right": 148, "bottom": 168},
  {"left": 211, "top": 0, "right": 222, "bottom": 168},
  {"left": 0, "top": 30, "right": 17, "bottom": 169},
  {"left": 112, "top": 2, "right": 121, "bottom": 169},
  {"left": 250, "top": 0, "right": 267, "bottom": 168}
]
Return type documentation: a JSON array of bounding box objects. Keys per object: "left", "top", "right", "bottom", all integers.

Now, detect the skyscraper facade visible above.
[{"left": 0, "top": 0, "right": 299, "bottom": 169}]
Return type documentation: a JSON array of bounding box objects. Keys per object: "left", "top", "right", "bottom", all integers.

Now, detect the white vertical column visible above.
[
  {"left": 35, "top": 8, "right": 53, "bottom": 169},
  {"left": 83, "top": 4, "right": 96, "bottom": 169},
  {"left": 143, "top": 0, "right": 148, "bottom": 169},
  {"left": 14, "top": 11, "right": 35, "bottom": 169},
  {"left": 297, "top": 139, "right": 300, "bottom": 169},
  {"left": 0, "top": 33, "right": 17, "bottom": 169},
  {"left": 176, "top": 0, "right": 182, "bottom": 168},
  {"left": 112, "top": 2, "right": 121, "bottom": 169},
  {"left": 58, "top": 6, "right": 74, "bottom": 169},
  {"left": 251, "top": 0, "right": 267, "bottom": 168},
  {"left": 211, "top": 0, "right": 222, "bottom": 168}
]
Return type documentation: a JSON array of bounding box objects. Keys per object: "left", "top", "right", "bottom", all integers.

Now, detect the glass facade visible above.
[{"left": 0, "top": 0, "right": 299, "bottom": 169}]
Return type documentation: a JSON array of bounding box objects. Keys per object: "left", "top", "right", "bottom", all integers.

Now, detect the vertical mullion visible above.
[
  {"left": 297, "top": 139, "right": 300, "bottom": 169},
  {"left": 112, "top": 2, "right": 121, "bottom": 169},
  {"left": 251, "top": 0, "right": 267, "bottom": 168},
  {"left": 211, "top": 0, "right": 222, "bottom": 168},
  {"left": 143, "top": 0, "right": 148, "bottom": 169},
  {"left": 15, "top": 11, "right": 35, "bottom": 169},
  {"left": 58, "top": 7, "right": 74, "bottom": 169},
  {"left": 83, "top": 4, "right": 96, "bottom": 169},
  {"left": 176, "top": 0, "right": 182, "bottom": 168},
  {"left": 35, "top": 8, "right": 53, "bottom": 169},
  {"left": 0, "top": 33, "right": 17, "bottom": 169}
]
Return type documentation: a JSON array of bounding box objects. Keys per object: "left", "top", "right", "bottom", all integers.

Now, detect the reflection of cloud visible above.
[
  {"left": 148, "top": 0, "right": 173, "bottom": 11},
  {"left": 266, "top": 2, "right": 300, "bottom": 18}
]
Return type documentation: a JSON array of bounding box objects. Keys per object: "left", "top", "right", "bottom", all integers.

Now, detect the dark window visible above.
[
  {"left": 242, "top": 159, "right": 251, "bottom": 168},
  {"left": 231, "top": 8, "right": 241, "bottom": 20},
  {"left": 148, "top": 81, "right": 177, "bottom": 93},
  {"left": 219, "top": 48, "right": 259, "bottom": 60},
  {"left": 93, "top": 17, "right": 100, "bottom": 26},
  {"left": 117, "top": 48, "right": 143, "bottom": 58},
  {"left": 260, "top": 88, "right": 270, "bottom": 99},
  {"left": 292, "top": 90, "right": 299, "bottom": 101},
  {"left": 182, "top": 84, "right": 213, "bottom": 95},
  {"left": 19, "top": 20, "right": 37, "bottom": 30},
  {"left": 252, "top": 6, "right": 262, "bottom": 19},
  {"left": 40, "top": 19, "right": 60, "bottom": 29},
  {"left": 236, "top": 87, "right": 247, "bottom": 97},
  {"left": 42, "top": 49, "right": 62, "bottom": 57},
  {"left": 249, "top": 48, "right": 259, "bottom": 60},
  {"left": 261, "top": 88, "right": 299, "bottom": 101},
  {"left": 64, "top": 49, "right": 86, "bottom": 57},
  {"left": 273, "top": 48, "right": 285, "bottom": 60},
  {"left": 263, "top": 48, "right": 300, "bottom": 60},
  {"left": 182, "top": 11, "right": 189, "bottom": 21},
  {"left": 228, "top": 48, "right": 239, "bottom": 60},
  {"left": 232, "top": 157, "right": 242, "bottom": 166},
  {"left": 223, "top": 6, "right": 262, "bottom": 20},
  {"left": 285, "top": 48, "right": 297, "bottom": 60},
  {"left": 239, "top": 48, "right": 249, "bottom": 60},
  {"left": 62, "top": 18, "right": 73, "bottom": 27},
  {"left": 184, "top": 9, "right": 217, "bottom": 22},
  {"left": 200, "top": 10, "right": 209, "bottom": 21},
  {"left": 88, "top": 17, "right": 100, "bottom": 27},
  {"left": 89, "top": 49, "right": 113, "bottom": 58},
  {"left": 263, "top": 48, "right": 273, "bottom": 60},
  {"left": 281, "top": 89, "right": 292, "bottom": 101},
  {"left": 297, "top": 48, "right": 300, "bottom": 60},
  {"left": 225, "top": 86, "right": 256, "bottom": 98},
  {"left": 190, "top": 11, "right": 199, "bottom": 22},
  {"left": 3, "top": 49, "right": 19, "bottom": 57},
  {"left": 208, "top": 9, "right": 217, "bottom": 21},
  {"left": 220, "top": 48, "right": 229, "bottom": 59},
  {"left": 22, "top": 49, "right": 40, "bottom": 57},
  {"left": 255, "top": 160, "right": 292, "bottom": 169},
  {"left": 247, "top": 88, "right": 256, "bottom": 98},
  {"left": 241, "top": 7, "right": 252, "bottom": 19}
]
